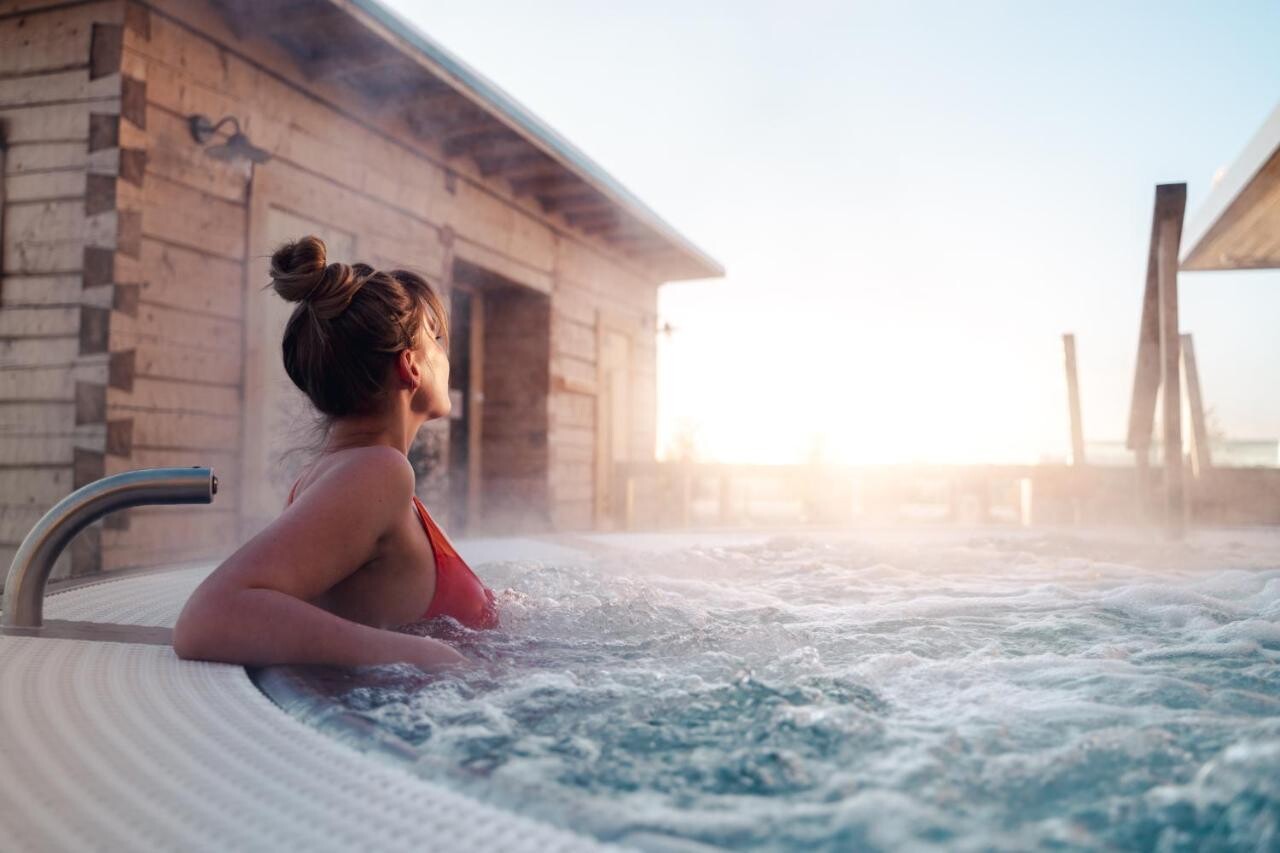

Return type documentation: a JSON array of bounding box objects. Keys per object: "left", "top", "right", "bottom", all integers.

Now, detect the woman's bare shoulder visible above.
[
  {"left": 296, "top": 446, "right": 414, "bottom": 502},
  {"left": 192, "top": 447, "right": 414, "bottom": 602}
]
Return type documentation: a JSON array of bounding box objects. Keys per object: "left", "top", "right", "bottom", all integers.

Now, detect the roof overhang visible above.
[
  {"left": 208, "top": 0, "right": 723, "bottom": 282},
  {"left": 1181, "top": 101, "right": 1280, "bottom": 272}
]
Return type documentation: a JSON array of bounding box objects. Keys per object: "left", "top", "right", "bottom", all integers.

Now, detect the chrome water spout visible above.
[{"left": 1, "top": 467, "right": 217, "bottom": 637}]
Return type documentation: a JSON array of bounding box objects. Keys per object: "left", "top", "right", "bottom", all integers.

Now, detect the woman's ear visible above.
[{"left": 395, "top": 347, "right": 420, "bottom": 390}]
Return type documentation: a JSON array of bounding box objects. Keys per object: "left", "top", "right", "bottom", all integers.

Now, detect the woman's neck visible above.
[{"left": 322, "top": 405, "right": 423, "bottom": 456}]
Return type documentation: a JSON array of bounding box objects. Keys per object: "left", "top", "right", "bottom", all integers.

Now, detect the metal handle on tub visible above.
[{"left": 1, "top": 467, "right": 218, "bottom": 633}]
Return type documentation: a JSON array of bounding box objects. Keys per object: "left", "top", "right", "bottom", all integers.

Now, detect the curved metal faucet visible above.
[{"left": 2, "top": 467, "right": 217, "bottom": 635}]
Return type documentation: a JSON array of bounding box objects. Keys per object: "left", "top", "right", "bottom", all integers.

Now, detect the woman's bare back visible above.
[{"left": 286, "top": 447, "right": 439, "bottom": 629}]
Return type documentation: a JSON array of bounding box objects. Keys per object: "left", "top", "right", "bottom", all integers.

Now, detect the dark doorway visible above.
[{"left": 448, "top": 259, "right": 552, "bottom": 534}]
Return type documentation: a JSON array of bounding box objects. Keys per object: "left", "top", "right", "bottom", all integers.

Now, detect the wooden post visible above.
[
  {"left": 1062, "top": 334, "right": 1086, "bottom": 524},
  {"left": 1128, "top": 184, "right": 1186, "bottom": 531},
  {"left": 0, "top": 122, "right": 6, "bottom": 301},
  {"left": 1155, "top": 184, "right": 1187, "bottom": 539},
  {"left": 1128, "top": 191, "right": 1162, "bottom": 521},
  {"left": 467, "top": 289, "right": 485, "bottom": 529},
  {"left": 1062, "top": 334, "right": 1086, "bottom": 466},
  {"left": 594, "top": 372, "right": 612, "bottom": 528},
  {"left": 1181, "top": 333, "right": 1212, "bottom": 480}
]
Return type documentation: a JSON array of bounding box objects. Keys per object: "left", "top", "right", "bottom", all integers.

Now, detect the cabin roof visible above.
[
  {"left": 1181, "top": 101, "right": 1280, "bottom": 272},
  {"left": 209, "top": 0, "right": 723, "bottom": 282}
]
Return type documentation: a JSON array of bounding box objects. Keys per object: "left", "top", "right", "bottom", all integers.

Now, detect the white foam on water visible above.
[{"left": 277, "top": 529, "right": 1280, "bottom": 851}]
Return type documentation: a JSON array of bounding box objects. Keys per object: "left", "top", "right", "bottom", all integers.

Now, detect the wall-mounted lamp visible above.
[{"left": 188, "top": 114, "right": 271, "bottom": 164}]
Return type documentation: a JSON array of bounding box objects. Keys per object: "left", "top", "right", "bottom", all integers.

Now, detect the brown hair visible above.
[{"left": 269, "top": 235, "right": 448, "bottom": 422}]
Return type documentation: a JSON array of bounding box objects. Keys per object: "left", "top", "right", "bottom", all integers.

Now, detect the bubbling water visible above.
[{"left": 280, "top": 532, "right": 1280, "bottom": 851}]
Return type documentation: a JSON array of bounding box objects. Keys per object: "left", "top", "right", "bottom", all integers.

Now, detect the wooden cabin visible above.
[{"left": 0, "top": 0, "right": 722, "bottom": 580}]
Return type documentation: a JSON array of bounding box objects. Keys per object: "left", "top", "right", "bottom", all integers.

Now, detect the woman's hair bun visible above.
[
  {"left": 276, "top": 240, "right": 449, "bottom": 420},
  {"left": 270, "top": 235, "right": 363, "bottom": 320}
]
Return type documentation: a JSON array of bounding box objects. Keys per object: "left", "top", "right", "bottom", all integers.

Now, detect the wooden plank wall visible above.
[
  {"left": 548, "top": 238, "right": 659, "bottom": 530},
  {"left": 0, "top": 0, "right": 128, "bottom": 580},
  {"left": 92, "top": 0, "right": 246, "bottom": 570}
]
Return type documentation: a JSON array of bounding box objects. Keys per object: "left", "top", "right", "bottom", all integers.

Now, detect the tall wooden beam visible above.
[
  {"left": 0, "top": 122, "right": 6, "bottom": 304},
  {"left": 1062, "top": 334, "right": 1086, "bottom": 466},
  {"left": 1128, "top": 192, "right": 1163, "bottom": 461},
  {"left": 1181, "top": 333, "right": 1213, "bottom": 479},
  {"left": 467, "top": 292, "right": 485, "bottom": 530},
  {"left": 1128, "top": 184, "right": 1186, "bottom": 525},
  {"left": 1155, "top": 183, "right": 1187, "bottom": 538}
]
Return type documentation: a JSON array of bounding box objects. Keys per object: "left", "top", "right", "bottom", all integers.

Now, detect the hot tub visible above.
[{"left": 255, "top": 528, "right": 1280, "bottom": 852}]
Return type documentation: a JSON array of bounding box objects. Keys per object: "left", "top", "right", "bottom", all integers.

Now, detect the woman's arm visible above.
[
  {"left": 173, "top": 447, "right": 466, "bottom": 671},
  {"left": 173, "top": 586, "right": 466, "bottom": 669}
]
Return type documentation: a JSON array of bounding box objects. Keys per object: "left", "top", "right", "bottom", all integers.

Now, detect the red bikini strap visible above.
[
  {"left": 287, "top": 477, "right": 300, "bottom": 505},
  {"left": 413, "top": 496, "right": 459, "bottom": 558}
]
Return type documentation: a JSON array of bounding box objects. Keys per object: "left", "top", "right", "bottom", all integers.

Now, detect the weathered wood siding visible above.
[
  {"left": 93, "top": 2, "right": 248, "bottom": 571},
  {"left": 549, "top": 239, "right": 659, "bottom": 530},
  {"left": 0, "top": 0, "right": 130, "bottom": 578},
  {"left": 2, "top": 0, "right": 668, "bottom": 577}
]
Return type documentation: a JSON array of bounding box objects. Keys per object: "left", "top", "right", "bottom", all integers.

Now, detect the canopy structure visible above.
[
  {"left": 1181, "top": 101, "right": 1280, "bottom": 271},
  {"left": 1122, "top": 100, "right": 1280, "bottom": 539}
]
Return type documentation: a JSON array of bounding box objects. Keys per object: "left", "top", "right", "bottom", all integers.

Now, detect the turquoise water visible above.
[{"left": 275, "top": 533, "right": 1280, "bottom": 851}]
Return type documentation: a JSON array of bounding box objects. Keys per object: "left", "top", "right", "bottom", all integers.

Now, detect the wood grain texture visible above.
[{"left": 1155, "top": 184, "right": 1187, "bottom": 538}]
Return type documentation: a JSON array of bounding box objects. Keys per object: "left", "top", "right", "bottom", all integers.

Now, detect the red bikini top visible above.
[{"left": 287, "top": 478, "right": 499, "bottom": 630}]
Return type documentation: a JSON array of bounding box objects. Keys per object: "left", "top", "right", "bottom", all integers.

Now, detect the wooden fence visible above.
[{"left": 609, "top": 461, "right": 1280, "bottom": 530}]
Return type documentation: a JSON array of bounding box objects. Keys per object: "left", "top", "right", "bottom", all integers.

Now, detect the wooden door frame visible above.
[
  {"left": 593, "top": 310, "right": 632, "bottom": 529},
  {"left": 240, "top": 167, "right": 357, "bottom": 539},
  {"left": 447, "top": 269, "right": 486, "bottom": 532}
]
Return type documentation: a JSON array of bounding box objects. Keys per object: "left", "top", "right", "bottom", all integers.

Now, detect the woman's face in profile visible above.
[{"left": 417, "top": 313, "right": 451, "bottom": 421}]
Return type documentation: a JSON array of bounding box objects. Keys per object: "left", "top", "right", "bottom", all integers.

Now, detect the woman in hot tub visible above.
[{"left": 174, "top": 236, "right": 496, "bottom": 672}]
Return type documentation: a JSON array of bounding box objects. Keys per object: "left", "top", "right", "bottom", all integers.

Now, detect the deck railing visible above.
[{"left": 608, "top": 461, "right": 1280, "bottom": 530}]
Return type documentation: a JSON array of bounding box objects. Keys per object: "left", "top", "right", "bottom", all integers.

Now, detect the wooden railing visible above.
[{"left": 607, "top": 461, "right": 1280, "bottom": 530}]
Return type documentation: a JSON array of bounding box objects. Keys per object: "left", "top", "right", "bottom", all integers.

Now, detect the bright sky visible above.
[{"left": 387, "top": 0, "right": 1280, "bottom": 464}]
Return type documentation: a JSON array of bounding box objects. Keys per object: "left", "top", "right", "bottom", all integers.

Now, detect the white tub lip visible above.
[{"left": 0, "top": 542, "right": 626, "bottom": 853}]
